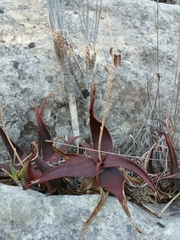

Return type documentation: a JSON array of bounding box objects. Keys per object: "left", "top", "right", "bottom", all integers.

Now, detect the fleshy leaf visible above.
[
  {"left": 35, "top": 156, "right": 52, "bottom": 172},
  {"left": 23, "top": 155, "right": 96, "bottom": 188},
  {"left": 159, "top": 132, "right": 180, "bottom": 190},
  {"left": 35, "top": 155, "right": 63, "bottom": 188},
  {"left": 40, "top": 93, "right": 53, "bottom": 117},
  {"left": 35, "top": 106, "right": 54, "bottom": 160},
  {"left": 80, "top": 142, "right": 98, "bottom": 162},
  {"left": 103, "top": 154, "right": 161, "bottom": 201},
  {"left": 48, "top": 136, "right": 80, "bottom": 163},
  {"left": 147, "top": 147, "right": 155, "bottom": 174},
  {"left": 158, "top": 173, "right": 180, "bottom": 181},
  {"left": 46, "top": 152, "right": 61, "bottom": 163},
  {"left": 52, "top": 146, "right": 73, "bottom": 161},
  {"left": 98, "top": 167, "right": 126, "bottom": 203},
  {"left": 89, "top": 84, "right": 113, "bottom": 152},
  {"left": 59, "top": 136, "right": 80, "bottom": 152},
  {"left": 27, "top": 161, "right": 39, "bottom": 181},
  {"left": 98, "top": 167, "right": 142, "bottom": 233}
]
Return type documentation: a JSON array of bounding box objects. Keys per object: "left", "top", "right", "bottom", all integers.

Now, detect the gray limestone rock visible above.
[
  {"left": 1, "top": 1, "right": 180, "bottom": 239},
  {"left": 0, "top": 183, "right": 180, "bottom": 240},
  {"left": 0, "top": 0, "right": 180, "bottom": 154}
]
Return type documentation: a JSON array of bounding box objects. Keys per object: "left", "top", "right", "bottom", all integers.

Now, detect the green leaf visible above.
[{"left": 18, "top": 163, "right": 28, "bottom": 182}]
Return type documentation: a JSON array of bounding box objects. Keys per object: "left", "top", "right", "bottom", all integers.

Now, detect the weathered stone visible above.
[
  {"left": 0, "top": 183, "right": 180, "bottom": 240},
  {"left": 1, "top": 1, "right": 180, "bottom": 239},
  {"left": 0, "top": 0, "right": 180, "bottom": 154},
  {"left": 0, "top": 0, "right": 180, "bottom": 240}
]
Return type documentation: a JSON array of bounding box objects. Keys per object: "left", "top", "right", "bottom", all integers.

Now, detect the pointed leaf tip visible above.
[
  {"left": 35, "top": 106, "right": 54, "bottom": 160},
  {"left": 89, "top": 85, "right": 113, "bottom": 152},
  {"left": 98, "top": 167, "right": 126, "bottom": 204},
  {"left": 159, "top": 132, "right": 180, "bottom": 191},
  {"left": 103, "top": 154, "right": 161, "bottom": 202}
]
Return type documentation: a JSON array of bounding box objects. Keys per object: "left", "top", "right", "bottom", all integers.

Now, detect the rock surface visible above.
[
  {"left": 0, "top": 183, "right": 180, "bottom": 240},
  {"left": 1, "top": 1, "right": 180, "bottom": 240},
  {"left": 0, "top": 0, "right": 180, "bottom": 154}
]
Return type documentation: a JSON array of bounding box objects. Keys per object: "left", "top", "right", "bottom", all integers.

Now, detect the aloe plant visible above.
[
  {"left": 0, "top": 96, "right": 78, "bottom": 191},
  {"left": 23, "top": 85, "right": 161, "bottom": 232}
]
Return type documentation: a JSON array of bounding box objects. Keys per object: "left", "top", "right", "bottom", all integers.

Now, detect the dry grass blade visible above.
[
  {"left": 47, "top": 0, "right": 64, "bottom": 33},
  {"left": 77, "top": 1, "right": 103, "bottom": 125},
  {"left": 98, "top": 66, "right": 115, "bottom": 161},
  {"left": 98, "top": 50, "right": 120, "bottom": 161},
  {"left": 78, "top": 0, "right": 102, "bottom": 48},
  {"left": 121, "top": 202, "right": 142, "bottom": 234},
  {"left": 141, "top": 134, "right": 168, "bottom": 172},
  {"left": 30, "top": 142, "right": 39, "bottom": 162},
  {"left": 81, "top": 187, "right": 109, "bottom": 235},
  {"left": 157, "top": 192, "right": 180, "bottom": 218},
  {"left": 92, "top": 0, "right": 102, "bottom": 48},
  {"left": 170, "top": 22, "right": 180, "bottom": 117},
  {"left": 79, "top": 177, "right": 100, "bottom": 193},
  {"left": 122, "top": 0, "right": 166, "bottom": 158},
  {"left": 0, "top": 100, "right": 24, "bottom": 166}
]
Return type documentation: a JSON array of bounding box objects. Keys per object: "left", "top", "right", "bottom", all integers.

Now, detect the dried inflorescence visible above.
[{"left": 53, "top": 31, "right": 69, "bottom": 60}]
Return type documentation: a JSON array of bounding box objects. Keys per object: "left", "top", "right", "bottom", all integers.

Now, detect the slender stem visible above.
[
  {"left": 68, "top": 90, "right": 80, "bottom": 147},
  {"left": 98, "top": 67, "right": 115, "bottom": 162},
  {"left": 156, "top": 0, "right": 159, "bottom": 78},
  {"left": 157, "top": 192, "right": 180, "bottom": 218},
  {"left": 81, "top": 187, "right": 109, "bottom": 235},
  {"left": 0, "top": 103, "right": 24, "bottom": 166}
]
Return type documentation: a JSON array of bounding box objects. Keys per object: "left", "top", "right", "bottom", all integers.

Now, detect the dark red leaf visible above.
[
  {"left": 47, "top": 136, "right": 80, "bottom": 163},
  {"left": 89, "top": 84, "right": 113, "bottom": 152},
  {"left": 40, "top": 93, "right": 53, "bottom": 117},
  {"left": 35, "top": 156, "right": 52, "bottom": 173},
  {"left": 35, "top": 156, "right": 63, "bottom": 188},
  {"left": 147, "top": 147, "right": 155, "bottom": 174},
  {"left": 157, "top": 173, "right": 180, "bottom": 181},
  {"left": 96, "top": 165, "right": 142, "bottom": 233},
  {"left": 35, "top": 106, "right": 54, "bottom": 160},
  {"left": 25, "top": 161, "right": 53, "bottom": 190},
  {"left": 159, "top": 132, "right": 180, "bottom": 190},
  {"left": 59, "top": 136, "right": 80, "bottom": 152},
  {"left": 27, "top": 161, "right": 39, "bottom": 181},
  {"left": 45, "top": 152, "right": 60, "bottom": 163},
  {"left": 35, "top": 94, "right": 53, "bottom": 150},
  {"left": 159, "top": 133, "right": 179, "bottom": 173},
  {"left": 98, "top": 167, "right": 126, "bottom": 204},
  {"left": 51, "top": 146, "right": 72, "bottom": 161},
  {"left": 102, "top": 154, "right": 161, "bottom": 201},
  {"left": 0, "top": 127, "right": 25, "bottom": 163},
  {"left": 24, "top": 155, "right": 96, "bottom": 188},
  {"left": 80, "top": 142, "right": 98, "bottom": 162}
]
